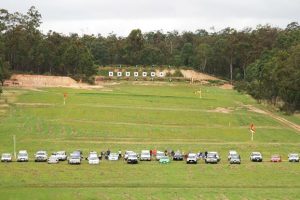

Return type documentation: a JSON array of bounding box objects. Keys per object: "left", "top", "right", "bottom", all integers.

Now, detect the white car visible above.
[
  {"left": 35, "top": 151, "right": 48, "bottom": 162},
  {"left": 127, "top": 153, "right": 138, "bottom": 164},
  {"left": 48, "top": 155, "right": 59, "bottom": 164},
  {"left": 156, "top": 151, "right": 165, "bottom": 161},
  {"left": 205, "top": 154, "right": 218, "bottom": 164},
  {"left": 88, "top": 152, "right": 100, "bottom": 164},
  {"left": 228, "top": 150, "right": 238, "bottom": 161},
  {"left": 124, "top": 151, "right": 134, "bottom": 160},
  {"left": 208, "top": 151, "right": 220, "bottom": 162},
  {"left": 17, "top": 150, "right": 29, "bottom": 162},
  {"left": 68, "top": 154, "right": 81, "bottom": 164},
  {"left": 88, "top": 156, "right": 100, "bottom": 165},
  {"left": 1, "top": 153, "right": 12, "bottom": 162},
  {"left": 288, "top": 153, "right": 299, "bottom": 162},
  {"left": 52, "top": 151, "right": 67, "bottom": 161},
  {"left": 186, "top": 153, "right": 198, "bottom": 164},
  {"left": 250, "top": 152, "right": 263, "bottom": 162},
  {"left": 140, "top": 150, "right": 151, "bottom": 161},
  {"left": 108, "top": 153, "right": 119, "bottom": 161},
  {"left": 229, "top": 154, "right": 241, "bottom": 164}
]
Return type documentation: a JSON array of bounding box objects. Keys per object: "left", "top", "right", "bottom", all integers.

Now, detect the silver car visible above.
[
  {"left": 68, "top": 154, "right": 81, "bottom": 164},
  {"left": 1, "top": 153, "right": 12, "bottom": 162},
  {"left": 205, "top": 154, "right": 218, "bottom": 164}
]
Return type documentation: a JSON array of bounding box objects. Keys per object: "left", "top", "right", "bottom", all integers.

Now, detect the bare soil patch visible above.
[
  {"left": 208, "top": 107, "right": 232, "bottom": 114},
  {"left": 5, "top": 74, "right": 103, "bottom": 89},
  {"left": 180, "top": 69, "right": 219, "bottom": 81},
  {"left": 219, "top": 83, "right": 233, "bottom": 90}
]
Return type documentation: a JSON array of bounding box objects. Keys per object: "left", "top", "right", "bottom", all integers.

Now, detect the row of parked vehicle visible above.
[{"left": 1, "top": 150, "right": 299, "bottom": 164}]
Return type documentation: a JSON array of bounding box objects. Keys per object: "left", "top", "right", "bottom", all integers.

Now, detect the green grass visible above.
[{"left": 0, "top": 82, "right": 299, "bottom": 200}]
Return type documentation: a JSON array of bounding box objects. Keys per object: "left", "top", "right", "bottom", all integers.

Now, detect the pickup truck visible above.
[{"left": 52, "top": 151, "right": 67, "bottom": 161}]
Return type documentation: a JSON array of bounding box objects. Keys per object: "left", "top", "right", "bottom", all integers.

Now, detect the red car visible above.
[{"left": 270, "top": 155, "right": 282, "bottom": 162}]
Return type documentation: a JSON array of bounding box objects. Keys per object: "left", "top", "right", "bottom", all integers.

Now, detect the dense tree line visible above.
[{"left": 0, "top": 7, "right": 299, "bottom": 112}]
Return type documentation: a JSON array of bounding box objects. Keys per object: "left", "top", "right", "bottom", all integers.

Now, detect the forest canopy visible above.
[{"left": 0, "top": 7, "right": 299, "bottom": 113}]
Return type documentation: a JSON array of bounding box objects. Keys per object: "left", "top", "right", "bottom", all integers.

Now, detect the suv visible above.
[
  {"left": 250, "top": 152, "right": 263, "bottom": 162},
  {"left": 35, "top": 151, "right": 48, "bottom": 162},
  {"left": 186, "top": 153, "right": 197, "bottom": 164},
  {"left": 17, "top": 150, "right": 29, "bottom": 162},
  {"left": 68, "top": 153, "right": 81, "bottom": 164},
  {"left": 288, "top": 153, "right": 299, "bottom": 162},
  {"left": 140, "top": 150, "right": 151, "bottom": 161},
  {"left": 1, "top": 153, "right": 12, "bottom": 162},
  {"left": 228, "top": 150, "right": 238, "bottom": 161}
]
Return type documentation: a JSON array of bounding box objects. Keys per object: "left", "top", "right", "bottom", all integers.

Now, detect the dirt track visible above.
[{"left": 244, "top": 104, "right": 300, "bottom": 133}]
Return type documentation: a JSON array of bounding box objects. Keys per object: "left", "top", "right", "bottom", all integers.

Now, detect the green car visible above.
[{"left": 159, "top": 156, "right": 170, "bottom": 164}]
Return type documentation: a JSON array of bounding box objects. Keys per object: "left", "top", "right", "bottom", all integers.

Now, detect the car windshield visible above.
[
  {"left": 2, "top": 154, "right": 10, "bottom": 158},
  {"left": 37, "top": 152, "right": 46, "bottom": 155},
  {"left": 19, "top": 153, "right": 27, "bottom": 156},
  {"left": 253, "top": 153, "right": 261, "bottom": 156},
  {"left": 57, "top": 151, "right": 65, "bottom": 155},
  {"left": 128, "top": 155, "right": 137, "bottom": 159},
  {"left": 89, "top": 157, "right": 98, "bottom": 160},
  {"left": 110, "top": 153, "right": 118, "bottom": 156},
  {"left": 272, "top": 155, "right": 280, "bottom": 158},
  {"left": 70, "top": 154, "right": 80, "bottom": 159},
  {"left": 157, "top": 152, "right": 164, "bottom": 156},
  {"left": 290, "top": 154, "right": 298, "bottom": 157},
  {"left": 142, "top": 153, "right": 149, "bottom": 156},
  {"left": 231, "top": 155, "right": 239, "bottom": 159}
]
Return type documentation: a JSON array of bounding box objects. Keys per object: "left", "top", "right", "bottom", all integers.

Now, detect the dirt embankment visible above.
[
  {"left": 4, "top": 74, "right": 102, "bottom": 89},
  {"left": 180, "top": 69, "right": 219, "bottom": 81}
]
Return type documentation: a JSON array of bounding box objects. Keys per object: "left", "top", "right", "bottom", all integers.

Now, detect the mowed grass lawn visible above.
[{"left": 0, "top": 82, "right": 299, "bottom": 200}]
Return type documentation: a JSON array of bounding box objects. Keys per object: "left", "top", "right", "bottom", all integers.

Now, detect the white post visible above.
[{"left": 13, "top": 135, "right": 16, "bottom": 159}]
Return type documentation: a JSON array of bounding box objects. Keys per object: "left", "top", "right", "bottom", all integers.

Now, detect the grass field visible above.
[{"left": 0, "top": 82, "right": 299, "bottom": 200}]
